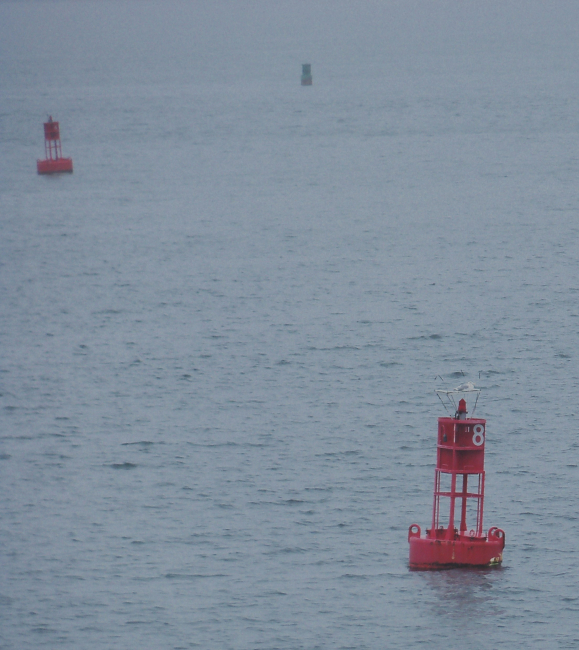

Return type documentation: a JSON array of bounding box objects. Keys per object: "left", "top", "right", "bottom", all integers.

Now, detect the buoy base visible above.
[
  {"left": 301, "top": 77, "right": 312, "bottom": 86},
  {"left": 408, "top": 525, "right": 505, "bottom": 570},
  {"left": 37, "top": 158, "right": 73, "bottom": 174}
]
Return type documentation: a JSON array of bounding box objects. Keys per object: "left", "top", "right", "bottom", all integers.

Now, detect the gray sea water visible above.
[{"left": 2, "top": 1, "right": 579, "bottom": 648}]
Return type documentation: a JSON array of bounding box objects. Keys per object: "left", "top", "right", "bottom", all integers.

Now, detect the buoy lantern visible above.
[
  {"left": 408, "top": 383, "right": 505, "bottom": 569},
  {"left": 37, "top": 116, "right": 73, "bottom": 174},
  {"left": 301, "top": 63, "right": 312, "bottom": 86}
]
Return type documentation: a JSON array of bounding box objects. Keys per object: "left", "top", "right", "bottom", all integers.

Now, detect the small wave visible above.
[
  {"left": 125, "top": 620, "right": 155, "bottom": 625},
  {"left": 408, "top": 334, "right": 443, "bottom": 341},
  {"left": 164, "top": 573, "right": 226, "bottom": 580},
  {"left": 111, "top": 462, "right": 137, "bottom": 470},
  {"left": 265, "top": 547, "right": 307, "bottom": 555},
  {"left": 121, "top": 441, "right": 154, "bottom": 447}
]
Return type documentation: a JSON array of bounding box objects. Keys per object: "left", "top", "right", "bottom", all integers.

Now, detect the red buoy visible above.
[
  {"left": 37, "top": 116, "right": 73, "bottom": 174},
  {"left": 408, "top": 383, "right": 505, "bottom": 569}
]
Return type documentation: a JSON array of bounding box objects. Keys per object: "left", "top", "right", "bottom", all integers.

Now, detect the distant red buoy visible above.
[
  {"left": 408, "top": 384, "right": 505, "bottom": 569},
  {"left": 301, "top": 63, "right": 312, "bottom": 86},
  {"left": 37, "top": 116, "right": 73, "bottom": 174}
]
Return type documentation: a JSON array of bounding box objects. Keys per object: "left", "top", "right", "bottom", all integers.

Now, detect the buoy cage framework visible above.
[
  {"left": 37, "top": 116, "right": 73, "bottom": 174},
  {"left": 408, "top": 383, "right": 506, "bottom": 570}
]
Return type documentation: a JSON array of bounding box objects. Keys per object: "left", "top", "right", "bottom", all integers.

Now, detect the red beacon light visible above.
[
  {"left": 408, "top": 382, "right": 505, "bottom": 569},
  {"left": 37, "top": 116, "right": 73, "bottom": 174}
]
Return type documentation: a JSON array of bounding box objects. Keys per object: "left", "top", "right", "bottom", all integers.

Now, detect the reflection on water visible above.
[{"left": 420, "top": 567, "right": 507, "bottom": 619}]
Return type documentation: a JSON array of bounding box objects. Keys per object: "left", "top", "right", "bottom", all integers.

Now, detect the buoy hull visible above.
[
  {"left": 301, "top": 77, "right": 312, "bottom": 86},
  {"left": 37, "top": 158, "right": 73, "bottom": 174},
  {"left": 408, "top": 528, "right": 505, "bottom": 570}
]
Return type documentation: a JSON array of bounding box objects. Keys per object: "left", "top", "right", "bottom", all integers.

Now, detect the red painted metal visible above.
[
  {"left": 408, "top": 393, "right": 505, "bottom": 569},
  {"left": 37, "top": 116, "right": 73, "bottom": 174}
]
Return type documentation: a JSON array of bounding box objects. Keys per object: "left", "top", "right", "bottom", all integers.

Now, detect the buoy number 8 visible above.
[{"left": 472, "top": 424, "right": 485, "bottom": 446}]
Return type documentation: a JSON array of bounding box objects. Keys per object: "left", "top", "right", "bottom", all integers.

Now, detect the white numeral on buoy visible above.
[{"left": 472, "top": 424, "right": 485, "bottom": 446}]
